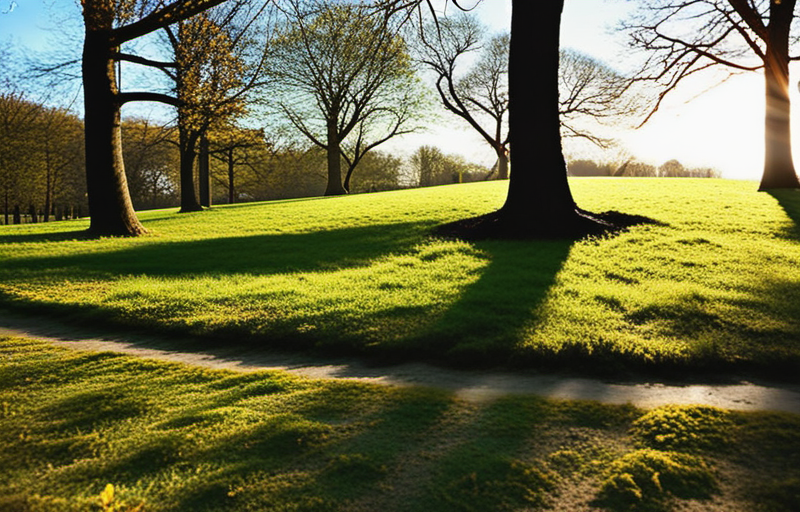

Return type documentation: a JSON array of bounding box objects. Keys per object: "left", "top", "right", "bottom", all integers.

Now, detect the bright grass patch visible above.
[
  {"left": 1, "top": 179, "right": 799, "bottom": 374},
  {"left": 2, "top": 337, "right": 799, "bottom": 512}
]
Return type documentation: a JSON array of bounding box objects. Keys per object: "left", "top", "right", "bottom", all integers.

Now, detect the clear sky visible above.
[{"left": 0, "top": 0, "right": 784, "bottom": 181}]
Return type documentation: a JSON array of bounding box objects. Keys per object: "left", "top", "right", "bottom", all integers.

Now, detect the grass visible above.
[
  {"left": 1, "top": 179, "right": 800, "bottom": 375},
  {"left": 2, "top": 336, "right": 800, "bottom": 511}
]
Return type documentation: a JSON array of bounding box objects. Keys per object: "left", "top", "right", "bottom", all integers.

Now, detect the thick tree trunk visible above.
[
  {"left": 502, "top": 0, "right": 575, "bottom": 217},
  {"left": 324, "top": 119, "right": 347, "bottom": 196},
  {"left": 178, "top": 128, "right": 203, "bottom": 212},
  {"left": 437, "top": 0, "right": 628, "bottom": 240},
  {"left": 499, "top": 0, "right": 584, "bottom": 230},
  {"left": 759, "top": 0, "right": 800, "bottom": 190},
  {"left": 82, "top": 28, "right": 146, "bottom": 236}
]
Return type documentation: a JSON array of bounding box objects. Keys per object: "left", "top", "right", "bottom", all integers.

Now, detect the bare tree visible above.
[
  {"left": 379, "top": 0, "right": 633, "bottom": 238},
  {"left": 559, "top": 49, "right": 640, "bottom": 148},
  {"left": 623, "top": 0, "right": 800, "bottom": 190},
  {"left": 415, "top": 14, "right": 510, "bottom": 179},
  {"left": 265, "top": 0, "right": 425, "bottom": 196}
]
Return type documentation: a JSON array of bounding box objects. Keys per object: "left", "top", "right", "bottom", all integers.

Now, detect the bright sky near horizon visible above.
[{"left": 0, "top": 0, "right": 784, "bottom": 181}]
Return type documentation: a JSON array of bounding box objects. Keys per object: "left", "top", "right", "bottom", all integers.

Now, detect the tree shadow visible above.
[
  {"left": 767, "top": 189, "right": 800, "bottom": 240},
  {"left": 0, "top": 228, "right": 93, "bottom": 244},
  {"left": 411, "top": 239, "right": 573, "bottom": 366},
  {"left": 1, "top": 221, "right": 426, "bottom": 277}
]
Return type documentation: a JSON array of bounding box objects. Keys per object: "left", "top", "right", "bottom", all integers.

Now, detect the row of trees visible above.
[
  {"left": 568, "top": 158, "right": 721, "bottom": 178},
  {"left": 7, "top": 0, "right": 799, "bottom": 237},
  {"left": 0, "top": 93, "right": 495, "bottom": 224},
  {"left": 0, "top": 93, "right": 86, "bottom": 225}
]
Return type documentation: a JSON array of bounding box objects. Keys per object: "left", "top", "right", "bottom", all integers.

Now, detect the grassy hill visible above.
[{"left": 2, "top": 179, "right": 799, "bottom": 376}]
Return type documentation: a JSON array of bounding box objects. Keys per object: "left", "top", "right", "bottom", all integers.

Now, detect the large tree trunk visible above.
[
  {"left": 82, "top": 27, "right": 146, "bottom": 236},
  {"left": 437, "top": 0, "right": 629, "bottom": 240},
  {"left": 759, "top": 0, "right": 800, "bottom": 190},
  {"left": 324, "top": 118, "right": 347, "bottom": 196},
  {"left": 502, "top": 0, "right": 576, "bottom": 219}
]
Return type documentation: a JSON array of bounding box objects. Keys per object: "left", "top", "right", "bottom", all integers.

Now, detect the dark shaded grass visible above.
[{"left": 3, "top": 337, "right": 800, "bottom": 512}]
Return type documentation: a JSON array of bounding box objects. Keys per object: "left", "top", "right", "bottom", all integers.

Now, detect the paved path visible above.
[{"left": 2, "top": 310, "right": 800, "bottom": 413}]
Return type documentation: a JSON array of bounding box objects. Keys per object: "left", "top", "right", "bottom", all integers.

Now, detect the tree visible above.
[
  {"left": 265, "top": 1, "right": 425, "bottom": 196},
  {"left": 379, "top": 0, "right": 618, "bottom": 238},
  {"left": 0, "top": 92, "right": 41, "bottom": 225},
  {"left": 348, "top": 150, "right": 403, "bottom": 193},
  {"left": 207, "top": 124, "right": 266, "bottom": 204},
  {"left": 161, "top": 1, "right": 268, "bottom": 212},
  {"left": 0, "top": 93, "right": 86, "bottom": 225},
  {"left": 121, "top": 118, "right": 180, "bottom": 210},
  {"left": 559, "top": 49, "right": 641, "bottom": 148},
  {"left": 80, "top": 0, "right": 227, "bottom": 236},
  {"left": 415, "top": 14, "right": 510, "bottom": 179},
  {"left": 624, "top": 0, "right": 800, "bottom": 190},
  {"left": 417, "top": 14, "right": 640, "bottom": 180}
]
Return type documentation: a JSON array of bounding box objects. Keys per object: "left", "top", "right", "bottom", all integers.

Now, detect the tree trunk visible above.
[
  {"left": 324, "top": 118, "right": 347, "bottom": 196},
  {"left": 198, "top": 133, "right": 211, "bottom": 207},
  {"left": 343, "top": 162, "right": 357, "bottom": 193},
  {"left": 437, "top": 0, "right": 621, "bottom": 240},
  {"left": 501, "top": 0, "right": 578, "bottom": 222},
  {"left": 228, "top": 148, "right": 235, "bottom": 204},
  {"left": 178, "top": 128, "right": 203, "bottom": 212},
  {"left": 759, "top": 0, "right": 800, "bottom": 190},
  {"left": 496, "top": 147, "right": 509, "bottom": 180},
  {"left": 44, "top": 145, "right": 52, "bottom": 222},
  {"left": 82, "top": 27, "right": 146, "bottom": 236}
]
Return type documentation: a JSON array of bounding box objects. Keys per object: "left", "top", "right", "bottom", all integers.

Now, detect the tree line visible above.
[
  {"left": 0, "top": 91, "right": 495, "bottom": 225},
  {"left": 568, "top": 158, "right": 721, "bottom": 178}
]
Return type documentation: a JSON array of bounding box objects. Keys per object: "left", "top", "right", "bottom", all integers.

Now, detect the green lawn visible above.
[
  {"left": 1, "top": 179, "right": 799, "bottom": 375},
  {"left": 2, "top": 336, "right": 799, "bottom": 512}
]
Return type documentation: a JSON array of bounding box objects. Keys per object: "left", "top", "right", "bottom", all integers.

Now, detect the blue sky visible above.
[{"left": 0, "top": 0, "right": 779, "bottom": 180}]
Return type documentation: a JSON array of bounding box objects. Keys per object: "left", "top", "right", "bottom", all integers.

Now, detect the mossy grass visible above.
[
  {"left": 2, "top": 337, "right": 800, "bottom": 511},
  {"left": 1, "top": 179, "right": 799, "bottom": 377}
]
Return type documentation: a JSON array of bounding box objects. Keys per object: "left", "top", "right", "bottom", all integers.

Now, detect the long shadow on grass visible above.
[
  {"left": 0, "top": 221, "right": 426, "bottom": 276},
  {"left": 411, "top": 239, "right": 573, "bottom": 366},
  {"left": 768, "top": 189, "right": 800, "bottom": 240}
]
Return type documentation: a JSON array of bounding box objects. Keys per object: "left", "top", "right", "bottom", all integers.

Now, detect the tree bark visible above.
[
  {"left": 178, "top": 128, "right": 203, "bottom": 212},
  {"left": 198, "top": 133, "right": 211, "bottom": 207},
  {"left": 437, "top": 0, "right": 626, "bottom": 240},
  {"left": 324, "top": 118, "right": 347, "bottom": 196},
  {"left": 228, "top": 148, "right": 235, "bottom": 204},
  {"left": 496, "top": 147, "right": 509, "bottom": 180},
  {"left": 500, "top": 0, "right": 578, "bottom": 222},
  {"left": 759, "top": 0, "right": 800, "bottom": 190},
  {"left": 82, "top": 26, "right": 146, "bottom": 236}
]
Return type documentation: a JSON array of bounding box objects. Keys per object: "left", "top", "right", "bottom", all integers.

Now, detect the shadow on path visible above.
[{"left": 3, "top": 308, "right": 800, "bottom": 414}]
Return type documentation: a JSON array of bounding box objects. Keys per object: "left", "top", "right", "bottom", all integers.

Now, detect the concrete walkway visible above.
[{"left": 2, "top": 310, "right": 800, "bottom": 414}]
